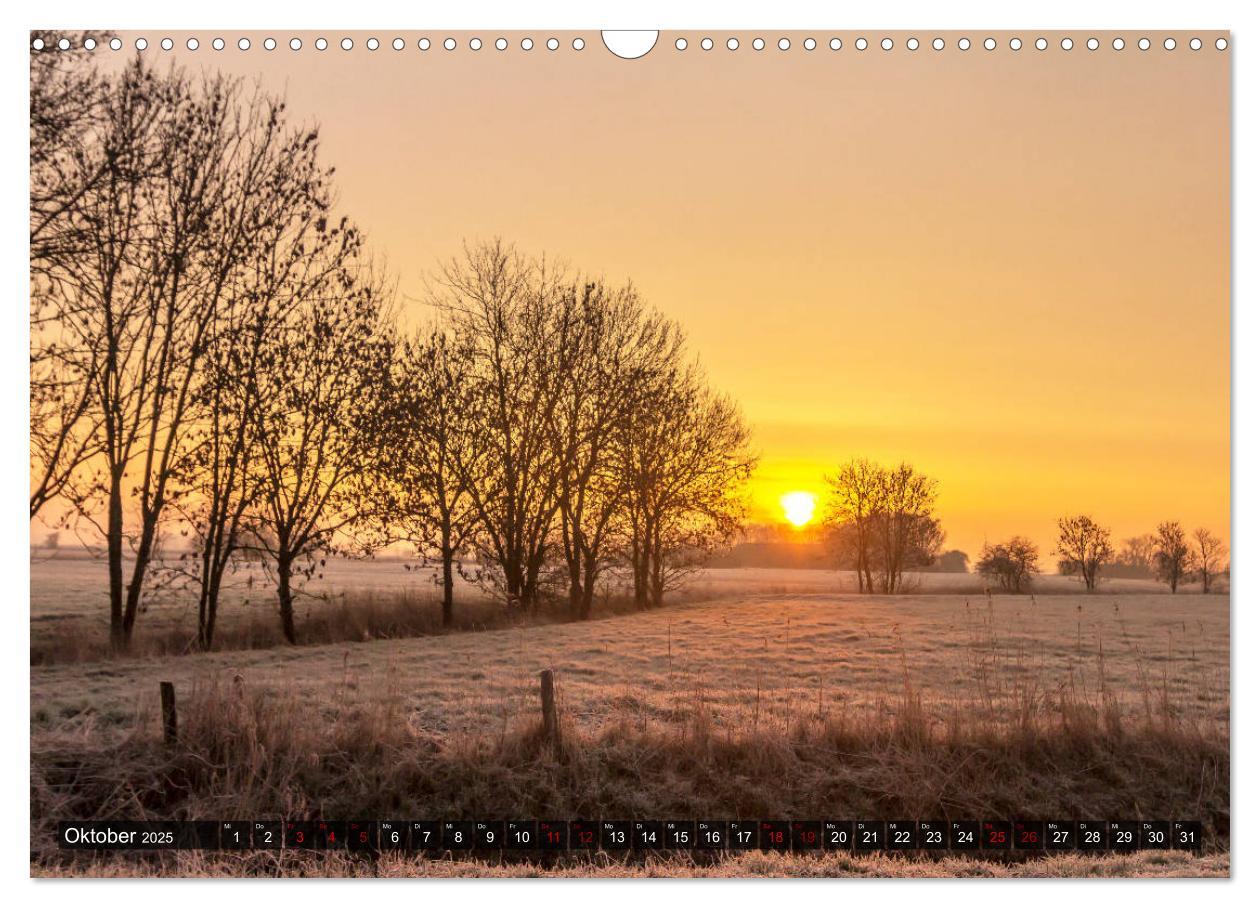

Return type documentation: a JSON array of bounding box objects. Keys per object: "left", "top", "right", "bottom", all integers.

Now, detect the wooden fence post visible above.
[
  {"left": 539, "top": 669, "right": 559, "bottom": 747},
  {"left": 160, "top": 681, "right": 178, "bottom": 747}
]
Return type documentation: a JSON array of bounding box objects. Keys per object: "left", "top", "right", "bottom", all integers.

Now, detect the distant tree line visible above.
[
  {"left": 813, "top": 453, "right": 1226, "bottom": 596},
  {"left": 974, "top": 516, "right": 1226, "bottom": 595},
  {"left": 30, "top": 48, "right": 755, "bottom": 650}
]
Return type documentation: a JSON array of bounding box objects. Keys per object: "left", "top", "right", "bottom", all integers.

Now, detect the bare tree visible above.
[
  {"left": 1153, "top": 521, "right": 1191, "bottom": 593},
  {"left": 173, "top": 175, "right": 353, "bottom": 650},
  {"left": 551, "top": 283, "right": 685, "bottom": 618},
  {"left": 29, "top": 36, "right": 111, "bottom": 520},
  {"left": 621, "top": 365, "right": 755, "bottom": 608},
  {"left": 1191, "top": 527, "right": 1226, "bottom": 593},
  {"left": 976, "top": 536, "right": 1040, "bottom": 593},
  {"left": 378, "top": 329, "right": 478, "bottom": 626},
  {"left": 248, "top": 262, "right": 392, "bottom": 644},
  {"left": 425, "top": 241, "right": 751, "bottom": 615},
  {"left": 29, "top": 32, "right": 111, "bottom": 271},
  {"left": 822, "top": 459, "right": 883, "bottom": 592},
  {"left": 822, "top": 460, "right": 941, "bottom": 593},
  {"left": 43, "top": 62, "right": 216, "bottom": 649},
  {"left": 434, "top": 240, "right": 578, "bottom": 611},
  {"left": 43, "top": 60, "right": 344, "bottom": 650},
  {"left": 30, "top": 311, "right": 102, "bottom": 521},
  {"left": 871, "top": 464, "right": 941, "bottom": 593},
  {"left": 1055, "top": 514, "right": 1113, "bottom": 591}
]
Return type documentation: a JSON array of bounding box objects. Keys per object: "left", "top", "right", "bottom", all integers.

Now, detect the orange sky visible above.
[{"left": 96, "top": 32, "right": 1231, "bottom": 561}]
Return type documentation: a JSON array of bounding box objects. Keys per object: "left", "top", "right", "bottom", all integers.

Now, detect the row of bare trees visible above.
[
  {"left": 31, "top": 52, "right": 754, "bottom": 650},
  {"left": 32, "top": 52, "right": 371, "bottom": 649},
  {"left": 1053, "top": 516, "right": 1226, "bottom": 593},
  {"left": 379, "top": 242, "right": 755, "bottom": 626}
]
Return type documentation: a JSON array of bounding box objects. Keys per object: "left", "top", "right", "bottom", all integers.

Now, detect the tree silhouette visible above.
[
  {"left": 377, "top": 329, "right": 479, "bottom": 626},
  {"left": 431, "top": 240, "right": 576, "bottom": 611},
  {"left": 551, "top": 282, "right": 684, "bottom": 617},
  {"left": 620, "top": 366, "right": 755, "bottom": 607},
  {"left": 1153, "top": 521, "right": 1191, "bottom": 593},
  {"left": 822, "top": 460, "right": 942, "bottom": 593},
  {"left": 1055, "top": 514, "right": 1113, "bottom": 592},
  {"left": 976, "top": 537, "right": 1039, "bottom": 593},
  {"left": 248, "top": 261, "right": 392, "bottom": 644},
  {"left": 41, "top": 62, "right": 339, "bottom": 649},
  {"left": 1191, "top": 528, "right": 1226, "bottom": 593}
]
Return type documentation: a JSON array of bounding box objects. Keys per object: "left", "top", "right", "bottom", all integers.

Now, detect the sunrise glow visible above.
[{"left": 780, "top": 492, "right": 817, "bottom": 528}]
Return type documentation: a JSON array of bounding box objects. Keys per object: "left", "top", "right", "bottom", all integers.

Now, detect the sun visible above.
[{"left": 780, "top": 491, "right": 817, "bottom": 528}]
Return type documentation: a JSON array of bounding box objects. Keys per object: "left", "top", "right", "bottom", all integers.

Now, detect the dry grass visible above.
[
  {"left": 30, "top": 588, "right": 657, "bottom": 666},
  {"left": 32, "top": 666, "right": 1228, "bottom": 825},
  {"left": 34, "top": 850, "right": 1229, "bottom": 879},
  {"left": 29, "top": 578, "right": 1229, "bottom": 878}
]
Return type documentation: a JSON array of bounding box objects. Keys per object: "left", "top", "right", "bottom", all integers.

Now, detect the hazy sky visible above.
[{"left": 100, "top": 31, "right": 1230, "bottom": 560}]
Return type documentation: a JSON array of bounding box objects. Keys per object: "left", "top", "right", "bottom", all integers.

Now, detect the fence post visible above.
[
  {"left": 160, "top": 681, "right": 178, "bottom": 747},
  {"left": 539, "top": 669, "right": 559, "bottom": 747}
]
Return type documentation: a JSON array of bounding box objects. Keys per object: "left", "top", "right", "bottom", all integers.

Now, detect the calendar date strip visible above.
[{"left": 58, "top": 819, "right": 1204, "bottom": 853}]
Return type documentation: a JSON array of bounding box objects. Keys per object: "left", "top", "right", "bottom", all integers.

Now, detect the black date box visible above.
[
  {"left": 346, "top": 821, "right": 376, "bottom": 852},
  {"left": 918, "top": 821, "right": 948, "bottom": 849},
  {"left": 664, "top": 820, "right": 695, "bottom": 849},
  {"left": 218, "top": 821, "right": 251, "bottom": 850},
  {"left": 823, "top": 821, "right": 853, "bottom": 850},
  {"left": 601, "top": 820, "right": 632, "bottom": 850},
  {"left": 1045, "top": 821, "right": 1074, "bottom": 850},
  {"left": 506, "top": 820, "right": 538, "bottom": 849},
  {"left": 253, "top": 821, "right": 282, "bottom": 850},
  {"left": 855, "top": 820, "right": 886, "bottom": 851},
  {"left": 728, "top": 821, "right": 758, "bottom": 850},
  {"left": 1140, "top": 821, "right": 1171, "bottom": 850},
  {"left": 284, "top": 821, "right": 316, "bottom": 849},
  {"left": 1014, "top": 820, "right": 1044, "bottom": 851},
  {"left": 982, "top": 820, "right": 1012, "bottom": 850},
  {"left": 189, "top": 822, "right": 219, "bottom": 849},
  {"left": 315, "top": 821, "right": 346, "bottom": 850},
  {"left": 1077, "top": 821, "right": 1107, "bottom": 852},
  {"left": 569, "top": 820, "right": 598, "bottom": 850},
  {"left": 1172, "top": 821, "right": 1203, "bottom": 851},
  {"left": 633, "top": 821, "right": 663, "bottom": 849},
  {"left": 697, "top": 821, "right": 726, "bottom": 849},
  {"left": 443, "top": 820, "right": 474, "bottom": 850},
  {"left": 951, "top": 821, "right": 980, "bottom": 849},
  {"left": 759, "top": 820, "right": 790, "bottom": 851},
  {"left": 887, "top": 820, "right": 916, "bottom": 850},
  {"left": 474, "top": 821, "right": 504, "bottom": 849},
  {"left": 1108, "top": 821, "right": 1140, "bottom": 852},
  {"left": 791, "top": 821, "right": 822, "bottom": 851},
  {"left": 407, "top": 821, "right": 441, "bottom": 852},
  {"left": 538, "top": 820, "right": 568, "bottom": 850},
  {"left": 379, "top": 821, "right": 408, "bottom": 850}
]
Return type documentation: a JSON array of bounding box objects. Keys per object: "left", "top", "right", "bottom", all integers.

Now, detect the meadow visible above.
[{"left": 29, "top": 560, "right": 1229, "bottom": 878}]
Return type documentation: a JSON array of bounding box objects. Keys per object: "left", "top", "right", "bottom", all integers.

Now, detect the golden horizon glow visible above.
[
  {"left": 86, "top": 33, "right": 1229, "bottom": 562},
  {"left": 780, "top": 492, "right": 818, "bottom": 528}
]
